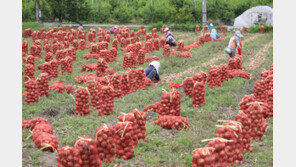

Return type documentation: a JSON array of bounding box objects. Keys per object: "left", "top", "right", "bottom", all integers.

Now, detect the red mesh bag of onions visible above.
[
  {"left": 75, "top": 87, "right": 90, "bottom": 116},
  {"left": 159, "top": 89, "right": 181, "bottom": 116},
  {"left": 191, "top": 147, "right": 215, "bottom": 167},
  {"left": 207, "top": 66, "right": 222, "bottom": 88},
  {"left": 154, "top": 115, "right": 189, "bottom": 130},
  {"left": 118, "top": 113, "right": 139, "bottom": 147},
  {"left": 22, "top": 117, "right": 50, "bottom": 130},
  {"left": 98, "top": 85, "right": 115, "bottom": 116},
  {"left": 192, "top": 81, "right": 206, "bottom": 108},
  {"left": 57, "top": 146, "right": 83, "bottom": 167},
  {"left": 234, "top": 111, "right": 252, "bottom": 152},
  {"left": 33, "top": 132, "right": 58, "bottom": 152},
  {"left": 36, "top": 73, "right": 50, "bottom": 98},
  {"left": 192, "top": 72, "right": 207, "bottom": 83},
  {"left": 95, "top": 125, "right": 116, "bottom": 163},
  {"left": 131, "top": 109, "right": 148, "bottom": 142},
  {"left": 24, "top": 79, "right": 39, "bottom": 104}
]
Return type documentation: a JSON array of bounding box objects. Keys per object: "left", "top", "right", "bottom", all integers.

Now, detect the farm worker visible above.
[
  {"left": 144, "top": 61, "right": 160, "bottom": 82},
  {"left": 110, "top": 26, "right": 118, "bottom": 34},
  {"left": 210, "top": 29, "right": 220, "bottom": 40},
  {"left": 78, "top": 24, "right": 85, "bottom": 31},
  {"left": 225, "top": 30, "right": 243, "bottom": 58},
  {"left": 164, "top": 28, "right": 177, "bottom": 47},
  {"left": 208, "top": 23, "right": 214, "bottom": 29}
]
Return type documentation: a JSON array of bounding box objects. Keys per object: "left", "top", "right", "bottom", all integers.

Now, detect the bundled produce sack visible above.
[
  {"left": 49, "top": 81, "right": 75, "bottom": 94},
  {"left": 234, "top": 112, "right": 252, "bottom": 152},
  {"left": 159, "top": 89, "right": 181, "bottom": 116},
  {"left": 154, "top": 115, "right": 189, "bottom": 130},
  {"left": 36, "top": 73, "right": 50, "bottom": 98},
  {"left": 33, "top": 132, "right": 58, "bottom": 152},
  {"left": 191, "top": 147, "right": 215, "bottom": 167},
  {"left": 227, "top": 69, "right": 251, "bottom": 80},
  {"left": 22, "top": 117, "right": 50, "bottom": 130},
  {"left": 74, "top": 73, "right": 98, "bottom": 84},
  {"left": 98, "top": 85, "right": 115, "bottom": 116},
  {"left": 266, "top": 89, "right": 273, "bottom": 117},
  {"left": 96, "top": 58, "right": 108, "bottom": 77},
  {"left": 253, "top": 79, "right": 268, "bottom": 102},
  {"left": 192, "top": 81, "right": 206, "bottom": 108},
  {"left": 24, "top": 64, "right": 35, "bottom": 82},
  {"left": 239, "top": 95, "right": 255, "bottom": 112},
  {"left": 227, "top": 56, "right": 242, "bottom": 70},
  {"left": 204, "top": 138, "right": 232, "bottom": 166},
  {"left": 75, "top": 87, "right": 90, "bottom": 116},
  {"left": 145, "top": 55, "right": 159, "bottom": 63},
  {"left": 162, "top": 44, "right": 171, "bottom": 57},
  {"left": 118, "top": 113, "right": 139, "bottom": 147},
  {"left": 74, "top": 137, "right": 101, "bottom": 167},
  {"left": 143, "top": 102, "right": 162, "bottom": 113},
  {"left": 31, "top": 123, "right": 53, "bottom": 141},
  {"left": 207, "top": 66, "right": 222, "bottom": 88},
  {"left": 218, "top": 64, "right": 229, "bottom": 82},
  {"left": 193, "top": 72, "right": 207, "bottom": 83},
  {"left": 57, "top": 146, "right": 83, "bottom": 167},
  {"left": 131, "top": 109, "right": 148, "bottom": 141},
  {"left": 24, "top": 79, "right": 39, "bottom": 104},
  {"left": 95, "top": 125, "right": 116, "bottom": 163}
]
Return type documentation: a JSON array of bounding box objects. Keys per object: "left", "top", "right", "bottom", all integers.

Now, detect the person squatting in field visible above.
[
  {"left": 210, "top": 29, "right": 220, "bottom": 40},
  {"left": 226, "top": 30, "right": 243, "bottom": 58},
  {"left": 78, "top": 23, "right": 85, "bottom": 31},
  {"left": 164, "top": 28, "right": 177, "bottom": 47},
  {"left": 144, "top": 61, "right": 160, "bottom": 82},
  {"left": 110, "top": 26, "right": 118, "bottom": 34}
]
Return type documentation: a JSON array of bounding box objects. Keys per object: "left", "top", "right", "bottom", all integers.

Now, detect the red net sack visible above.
[
  {"left": 22, "top": 41, "right": 29, "bottom": 53},
  {"left": 193, "top": 72, "right": 207, "bottom": 83},
  {"left": 74, "top": 137, "right": 101, "bottom": 167},
  {"left": 60, "top": 58, "right": 68, "bottom": 75},
  {"left": 118, "top": 113, "right": 139, "bottom": 147},
  {"left": 266, "top": 89, "right": 273, "bottom": 118},
  {"left": 234, "top": 112, "right": 252, "bottom": 152},
  {"left": 33, "top": 132, "right": 58, "bottom": 152},
  {"left": 66, "top": 57, "right": 73, "bottom": 74},
  {"left": 264, "top": 74, "right": 273, "bottom": 90},
  {"left": 192, "top": 81, "right": 206, "bottom": 108},
  {"left": 218, "top": 64, "right": 229, "bottom": 82},
  {"left": 110, "top": 47, "right": 117, "bottom": 62},
  {"left": 195, "top": 25, "right": 200, "bottom": 33},
  {"left": 143, "top": 101, "right": 162, "bottom": 113},
  {"left": 260, "top": 26, "right": 265, "bottom": 33},
  {"left": 160, "top": 25, "right": 167, "bottom": 34},
  {"left": 126, "top": 69, "right": 137, "bottom": 93},
  {"left": 81, "top": 63, "right": 97, "bottom": 72},
  {"left": 74, "top": 73, "right": 98, "bottom": 84},
  {"left": 227, "top": 69, "right": 251, "bottom": 80},
  {"left": 79, "top": 40, "right": 86, "bottom": 50},
  {"left": 178, "top": 52, "right": 191, "bottom": 58},
  {"left": 261, "top": 69, "right": 272, "bottom": 80},
  {"left": 24, "top": 28, "right": 32, "bottom": 38},
  {"left": 227, "top": 56, "right": 242, "bottom": 70},
  {"left": 49, "top": 81, "right": 75, "bottom": 94},
  {"left": 98, "top": 85, "right": 114, "bottom": 116},
  {"left": 100, "top": 50, "right": 112, "bottom": 63},
  {"left": 22, "top": 117, "right": 50, "bottom": 130},
  {"left": 120, "top": 72, "right": 131, "bottom": 97},
  {"left": 145, "top": 55, "right": 159, "bottom": 63},
  {"left": 162, "top": 44, "right": 171, "bottom": 58},
  {"left": 207, "top": 66, "right": 222, "bottom": 88},
  {"left": 198, "top": 34, "right": 205, "bottom": 44},
  {"left": 110, "top": 73, "right": 123, "bottom": 98},
  {"left": 244, "top": 102, "right": 267, "bottom": 140},
  {"left": 192, "top": 147, "right": 215, "bottom": 167},
  {"left": 203, "top": 26, "right": 208, "bottom": 33},
  {"left": 44, "top": 52, "right": 53, "bottom": 62},
  {"left": 183, "top": 77, "right": 194, "bottom": 97},
  {"left": 131, "top": 109, "right": 148, "bottom": 141},
  {"left": 137, "top": 49, "right": 145, "bottom": 65},
  {"left": 36, "top": 73, "right": 50, "bottom": 98},
  {"left": 57, "top": 146, "right": 83, "bottom": 167},
  {"left": 112, "top": 39, "right": 118, "bottom": 49},
  {"left": 159, "top": 89, "right": 181, "bottom": 116},
  {"left": 26, "top": 55, "right": 35, "bottom": 66},
  {"left": 154, "top": 115, "right": 189, "bottom": 130},
  {"left": 96, "top": 58, "right": 108, "bottom": 77},
  {"left": 113, "top": 122, "right": 135, "bottom": 160},
  {"left": 239, "top": 95, "right": 255, "bottom": 112},
  {"left": 24, "top": 79, "right": 39, "bottom": 104},
  {"left": 253, "top": 79, "right": 268, "bottom": 102},
  {"left": 50, "top": 60, "right": 59, "bottom": 78},
  {"left": 95, "top": 125, "right": 116, "bottom": 163},
  {"left": 122, "top": 52, "right": 138, "bottom": 69},
  {"left": 145, "top": 77, "right": 153, "bottom": 86},
  {"left": 205, "top": 138, "right": 230, "bottom": 167},
  {"left": 153, "top": 38, "right": 160, "bottom": 51},
  {"left": 87, "top": 80, "right": 100, "bottom": 110},
  {"left": 243, "top": 26, "right": 247, "bottom": 34},
  {"left": 159, "top": 37, "right": 166, "bottom": 48},
  {"left": 177, "top": 40, "right": 184, "bottom": 52},
  {"left": 24, "top": 64, "right": 35, "bottom": 82},
  {"left": 32, "top": 123, "right": 53, "bottom": 141},
  {"left": 221, "top": 26, "right": 226, "bottom": 33},
  {"left": 75, "top": 87, "right": 90, "bottom": 116},
  {"left": 135, "top": 68, "right": 146, "bottom": 90}
]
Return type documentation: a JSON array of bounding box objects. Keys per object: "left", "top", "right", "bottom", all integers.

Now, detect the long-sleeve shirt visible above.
[
  {"left": 228, "top": 36, "right": 241, "bottom": 50},
  {"left": 165, "top": 31, "right": 174, "bottom": 38},
  {"left": 144, "top": 65, "right": 160, "bottom": 81},
  {"left": 110, "top": 27, "right": 115, "bottom": 31}
]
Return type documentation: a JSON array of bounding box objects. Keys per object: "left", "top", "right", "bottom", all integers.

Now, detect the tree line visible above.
[{"left": 22, "top": 0, "right": 272, "bottom": 24}]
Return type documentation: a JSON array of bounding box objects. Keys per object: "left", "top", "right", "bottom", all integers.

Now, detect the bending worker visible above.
[
  {"left": 164, "top": 28, "right": 177, "bottom": 47},
  {"left": 145, "top": 61, "right": 160, "bottom": 82},
  {"left": 225, "top": 30, "right": 243, "bottom": 58},
  {"left": 210, "top": 29, "right": 220, "bottom": 40}
]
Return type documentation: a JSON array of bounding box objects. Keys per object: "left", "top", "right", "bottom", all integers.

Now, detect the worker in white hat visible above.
[
  {"left": 225, "top": 30, "right": 243, "bottom": 58},
  {"left": 164, "top": 27, "right": 177, "bottom": 47},
  {"left": 208, "top": 23, "right": 214, "bottom": 29},
  {"left": 110, "top": 26, "right": 118, "bottom": 35}
]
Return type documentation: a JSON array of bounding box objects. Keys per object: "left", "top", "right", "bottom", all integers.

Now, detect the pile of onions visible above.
[
  {"left": 144, "top": 40, "right": 153, "bottom": 53},
  {"left": 30, "top": 45, "right": 37, "bottom": 58},
  {"left": 145, "top": 55, "right": 159, "bottom": 63},
  {"left": 195, "top": 25, "right": 200, "bottom": 33},
  {"left": 183, "top": 77, "right": 194, "bottom": 97},
  {"left": 26, "top": 55, "right": 35, "bottom": 65},
  {"left": 57, "top": 146, "right": 83, "bottom": 167},
  {"left": 60, "top": 58, "right": 68, "bottom": 75},
  {"left": 96, "top": 58, "right": 108, "bottom": 77},
  {"left": 24, "top": 79, "right": 39, "bottom": 104},
  {"left": 204, "top": 138, "right": 230, "bottom": 166},
  {"left": 159, "top": 37, "right": 166, "bottom": 48},
  {"left": 159, "top": 89, "right": 181, "bottom": 116},
  {"left": 75, "top": 87, "right": 90, "bottom": 116},
  {"left": 122, "top": 52, "right": 137, "bottom": 69},
  {"left": 98, "top": 85, "right": 114, "bottom": 116},
  {"left": 110, "top": 47, "right": 117, "bottom": 62},
  {"left": 162, "top": 44, "right": 171, "bottom": 58},
  {"left": 24, "top": 28, "right": 32, "bottom": 38},
  {"left": 227, "top": 56, "right": 242, "bottom": 70},
  {"left": 24, "top": 64, "right": 35, "bottom": 82},
  {"left": 183, "top": 46, "right": 192, "bottom": 51},
  {"left": 126, "top": 69, "right": 138, "bottom": 93},
  {"left": 145, "top": 33, "right": 152, "bottom": 41},
  {"left": 22, "top": 41, "right": 28, "bottom": 53},
  {"left": 118, "top": 113, "right": 139, "bottom": 147},
  {"left": 72, "top": 40, "right": 79, "bottom": 49},
  {"left": 131, "top": 109, "right": 148, "bottom": 141},
  {"left": 239, "top": 95, "right": 255, "bottom": 112},
  {"left": 264, "top": 74, "right": 273, "bottom": 90},
  {"left": 253, "top": 80, "right": 267, "bottom": 102},
  {"left": 49, "top": 81, "right": 75, "bottom": 94},
  {"left": 36, "top": 73, "right": 50, "bottom": 98},
  {"left": 50, "top": 60, "right": 59, "bottom": 78},
  {"left": 44, "top": 52, "right": 53, "bottom": 62},
  {"left": 104, "top": 68, "right": 115, "bottom": 76},
  {"left": 110, "top": 73, "right": 123, "bottom": 98},
  {"left": 135, "top": 68, "right": 146, "bottom": 90},
  {"left": 56, "top": 50, "right": 66, "bottom": 62},
  {"left": 22, "top": 117, "right": 50, "bottom": 130},
  {"left": 260, "top": 69, "right": 272, "bottom": 80},
  {"left": 52, "top": 43, "right": 59, "bottom": 54},
  {"left": 192, "top": 147, "right": 215, "bottom": 167},
  {"left": 74, "top": 137, "right": 101, "bottom": 166},
  {"left": 154, "top": 115, "right": 189, "bottom": 130},
  {"left": 234, "top": 112, "right": 252, "bottom": 152},
  {"left": 227, "top": 69, "right": 251, "bottom": 80},
  {"left": 90, "top": 44, "right": 99, "bottom": 54},
  {"left": 193, "top": 72, "right": 207, "bottom": 83},
  {"left": 160, "top": 25, "right": 167, "bottom": 34},
  {"left": 177, "top": 40, "right": 184, "bottom": 52},
  {"left": 207, "top": 66, "right": 222, "bottom": 88},
  {"left": 244, "top": 102, "right": 267, "bottom": 140},
  {"left": 192, "top": 81, "right": 206, "bottom": 108},
  {"left": 66, "top": 57, "right": 73, "bottom": 74},
  {"left": 31, "top": 31, "right": 38, "bottom": 41},
  {"left": 145, "top": 77, "right": 153, "bottom": 86},
  {"left": 113, "top": 122, "right": 135, "bottom": 160},
  {"left": 143, "top": 102, "right": 162, "bottom": 113},
  {"left": 112, "top": 39, "right": 118, "bottom": 49},
  {"left": 31, "top": 123, "right": 53, "bottom": 138},
  {"left": 198, "top": 34, "right": 205, "bottom": 44},
  {"left": 33, "top": 132, "right": 58, "bottom": 152},
  {"left": 177, "top": 52, "right": 191, "bottom": 58},
  {"left": 119, "top": 72, "right": 130, "bottom": 97},
  {"left": 153, "top": 38, "right": 160, "bottom": 51},
  {"left": 95, "top": 125, "right": 116, "bottom": 163},
  {"left": 83, "top": 53, "right": 99, "bottom": 60}
]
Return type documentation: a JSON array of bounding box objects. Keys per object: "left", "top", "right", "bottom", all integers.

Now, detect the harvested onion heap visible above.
[
  {"left": 135, "top": 68, "right": 146, "bottom": 90},
  {"left": 112, "top": 39, "right": 118, "bottom": 49},
  {"left": 119, "top": 72, "right": 130, "bottom": 97},
  {"left": 266, "top": 89, "right": 273, "bottom": 118},
  {"left": 113, "top": 122, "right": 135, "bottom": 160},
  {"left": 244, "top": 102, "right": 267, "bottom": 140},
  {"left": 44, "top": 52, "right": 53, "bottom": 62},
  {"left": 110, "top": 73, "right": 123, "bottom": 98},
  {"left": 145, "top": 77, "right": 153, "bottom": 86},
  {"left": 75, "top": 87, "right": 90, "bottom": 116},
  {"left": 98, "top": 85, "right": 115, "bottom": 116},
  {"left": 204, "top": 138, "right": 231, "bottom": 166},
  {"left": 143, "top": 102, "right": 162, "bottom": 113},
  {"left": 49, "top": 81, "right": 75, "bottom": 94},
  {"left": 215, "top": 121, "right": 244, "bottom": 165},
  {"left": 95, "top": 125, "right": 116, "bottom": 163},
  {"left": 118, "top": 113, "right": 139, "bottom": 147},
  {"left": 33, "top": 132, "right": 58, "bottom": 152},
  {"left": 183, "top": 77, "right": 194, "bottom": 97},
  {"left": 36, "top": 73, "right": 50, "bottom": 98},
  {"left": 24, "top": 79, "right": 39, "bottom": 104},
  {"left": 66, "top": 57, "right": 73, "bottom": 74},
  {"left": 239, "top": 95, "right": 255, "bottom": 112},
  {"left": 193, "top": 72, "right": 207, "bottom": 83},
  {"left": 159, "top": 37, "right": 166, "bottom": 48},
  {"left": 74, "top": 73, "right": 98, "bottom": 84},
  {"left": 42, "top": 62, "right": 52, "bottom": 79},
  {"left": 74, "top": 137, "right": 101, "bottom": 167},
  {"left": 192, "top": 81, "right": 206, "bottom": 108},
  {"left": 191, "top": 147, "right": 215, "bottom": 167},
  {"left": 207, "top": 66, "right": 222, "bottom": 88},
  {"left": 24, "top": 63, "right": 35, "bottom": 82},
  {"left": 162, "top": 44, "right": 171, "bottom": 58},
  {"left": 96, "top": 58, "right": 108, "bottom": 77},
  {"left": 154, "top": 115, "right": 189, "bottom": 130},
  {"left": 60, "top": 58, "right": 68, "bottom": 75},
  {"left": 110, "top": 47, "right": 117, "bottom": 62},
  {"left": 22, "top": 41, "right": 29, "bottom": 53},
  {"left": 22, "top": 117, "right": 49, "bottom": 129},
  {"left": 234, "top": 112, "right": 252, "bottom": 152},
  {"left": 253, "top": 79, "right": 267, "bottom": 102},
  {"left": 100, "top": 50, "right": 112, "bottom": 63},
  {"left": 57, "top": 146, "right": 83, "bottom": 167}
]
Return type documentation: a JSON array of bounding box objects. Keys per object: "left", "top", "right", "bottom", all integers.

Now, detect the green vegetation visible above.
[{"left": 22, "top": 0, "right": 273, "bottom": 24}]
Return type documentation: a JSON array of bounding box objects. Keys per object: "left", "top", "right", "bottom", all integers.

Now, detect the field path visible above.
[
  {"left": 246, "top": 40, "right": 273, "bottom": 69},
  {"left": 162, "top": 34, "right": 262, "bottom": 83}
]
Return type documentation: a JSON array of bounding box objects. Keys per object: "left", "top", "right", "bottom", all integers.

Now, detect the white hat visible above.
[
  {"left": 114, "top": 26, "right": 118, "bottom": 29},
  {"left": 210, "top": 23, "right": 213, "bottom": 27},
  {"left": 235, "top": 30, "right": 243, "bottom": 38},
  {"left": 164, "top": 27, "right": 169, "bottom": 32}
]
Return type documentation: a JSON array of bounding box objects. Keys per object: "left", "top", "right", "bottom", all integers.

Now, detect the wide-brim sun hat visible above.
[{"left": 164, "top": 27, "right": 169, "bottom": 32}]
